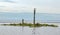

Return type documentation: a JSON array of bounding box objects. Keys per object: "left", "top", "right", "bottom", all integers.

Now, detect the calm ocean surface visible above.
[
  {"left": 0, "top": 13, "right": 60, "bottom": 23},
  {"left": 0, "top": 23, "right": 60, "bottom": 35}
]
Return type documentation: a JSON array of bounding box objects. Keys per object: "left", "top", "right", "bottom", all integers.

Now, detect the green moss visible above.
[{"left": 2, "top": 23, "right": 58, "bottom": 27}]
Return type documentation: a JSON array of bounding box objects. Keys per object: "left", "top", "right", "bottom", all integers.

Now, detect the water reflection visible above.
[
  {"left": 21, "top": 26, "right": 40, "bottom": 35},
  {"left": 22, "top": 26, "right": 24, "bottom": 35},
  {"left": 0, "top": 23, "right": 60, "bottom": 35},
  {"left": 32, "top": 28, "right": 40, "bottom": 35},
  {"left": 21, "top": 26, "right": 60, "bottom": 35},
  {"left": 32, "top": 28, "right": 36, "bottom": 35}
]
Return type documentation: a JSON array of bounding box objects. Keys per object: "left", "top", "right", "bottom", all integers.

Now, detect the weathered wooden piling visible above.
[
  {"left": 22, "top": 19, "right": 24, "bottom": 24},
  {"left": 33, "top": 8, "right": 36, "bottom": 25}
]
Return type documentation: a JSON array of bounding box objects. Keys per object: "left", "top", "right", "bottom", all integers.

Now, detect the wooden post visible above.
[
  {"left": 33, "top": 8, "right": 36, "bottom": 25},
  {"left": 22, "top": 19, "right": 24, "bottom": 24}
]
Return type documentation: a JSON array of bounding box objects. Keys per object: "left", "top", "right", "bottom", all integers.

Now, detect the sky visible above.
[{"left": 0, "top": 0, "right": 60, "bottom": 13}]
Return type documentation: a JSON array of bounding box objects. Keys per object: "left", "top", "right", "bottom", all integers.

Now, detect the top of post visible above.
[
  {"left": 34, "top": 8, "right": 36, "bottom": 14},
  {"left": 34, "top": 8, "right": 36, "bottom": 11}
]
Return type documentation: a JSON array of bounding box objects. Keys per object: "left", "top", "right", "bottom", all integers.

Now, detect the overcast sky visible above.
[{"left": 0, "top": 0, "right": 60, "bottom": 13}]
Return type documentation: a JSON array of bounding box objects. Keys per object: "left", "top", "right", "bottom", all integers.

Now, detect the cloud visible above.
[
  {"left": 0, "top": 0, "right": 60, "bottom": 13},
  {"left": 0, "top": 0, "right": 14, "bottom": 3}
]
